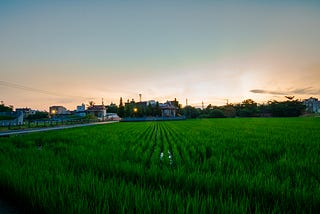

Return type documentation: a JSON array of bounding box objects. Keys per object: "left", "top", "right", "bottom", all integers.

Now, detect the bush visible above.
[{"left": 209, "top": 109, "right": 225, "bottom": 118}]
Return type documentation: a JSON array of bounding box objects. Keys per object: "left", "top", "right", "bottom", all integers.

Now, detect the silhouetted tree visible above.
[
  {"left": 0, "top": 103, "right": 13, "bottom": 112},
  {"left": 154, "top": 102, "right": 161, "bottom": 117},
  {"left": 146, "top": 104, "right": 153, "bottom": 116},
  {"left": 124, "top": 102, "right": 133, "bottom": 117},
  {"left": 237, "top": 99, "right": 258, "bottom": 117},
  {"left": 209, "top": 109, "right": 225, "bottom": 118},
  {"left": 268, "top": 99, "right": 304, "bottom": 117},
  {"left": 117, "top": 97, "right": 124, "bottom": 117},
  {"left": 107, "top": 102, "right": 118, "bottom": 113},
  {"left": 88, "top": 101, "right": 95, "bottom": 108},
  {"left": 182, "top": 106, "right": 201, "bottom": 118},
  {"left": 26, "top": 111, "right": 49, "bottom": 120},
  {"left": 221, "top": 105, "right": 236, "bottom": 118}
]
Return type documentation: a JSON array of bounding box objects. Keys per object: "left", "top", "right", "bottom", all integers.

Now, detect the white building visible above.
[
  {"left": 76, "top": 103, "right": 86, "bottom": 117},
  {"left": 303, "top": 97, "right": 320, "bottom": 113},
  {"left": 16, "top": 108, "right": 36, "bottom": 118},
  {"left": 160, "top": 101, "right": 177, "bottom": 117},
  {"left": 87, "top": 105, "right": 106, "bottom": 120}
]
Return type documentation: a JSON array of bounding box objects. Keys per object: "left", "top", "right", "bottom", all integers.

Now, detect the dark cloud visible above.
[
  {"left": 250, "top": 89, "right": 285, "bottom": 95},
  {"left": 250, "top": 87, "right": 320, "bottom": 95}
]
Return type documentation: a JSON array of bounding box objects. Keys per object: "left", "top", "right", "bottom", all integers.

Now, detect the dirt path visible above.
[{"left": 0, "top": 121, "right": 118, "bottom": 137}]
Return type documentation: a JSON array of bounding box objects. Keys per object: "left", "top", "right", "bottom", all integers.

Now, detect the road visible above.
[{"left": 0, "top": 121, "right": 118, "bottom": 137}]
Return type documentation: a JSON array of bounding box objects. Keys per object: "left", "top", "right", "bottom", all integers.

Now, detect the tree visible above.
[
  {"left": 199, "top": 104, "right": 228, "bottom": 118},
  {"left": 107, "top": 102, "right": 118, "bottom": 113},
  {"left": 146, "top": 103, "right": 153, "bottom": 116},
  {"left": 26, "top": 111, "right": 49, "bottom": 120},
  {"left": 154, "top": 102, "right": 161, "bottom": 117},
  {"left": 83, "top": 113, "right": 97, "bottom": 120},
  {"left": 117, "top": 97, "right": 124, "bottom": 117},
  {"left": 268, "top": 99, "right": 305, "bottom": 117},
  {"left": 124, "top": 103, "right": 132, "bottom": 118},
  {"left": 221, "top": 105, "right": 236, "bottom": 117},
  {"left": 0, "top": 103, "right": 13, "bottom": 112},
  {"left": 88, "top": 101, "right": 95, "bottom": 108},
  {"left": 238, "top": 99, "right": 258, "bottom": 117},
  {"left": 209, "top": 109, "right": 225, "bottom": 118},
  {"left": 182, "top": 106, "right": 201, "bottom": 118}
]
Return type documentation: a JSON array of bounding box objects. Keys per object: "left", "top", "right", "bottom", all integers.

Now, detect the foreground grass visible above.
[{"left": 1, "top": 118, "right": 320, "bottom": 213}]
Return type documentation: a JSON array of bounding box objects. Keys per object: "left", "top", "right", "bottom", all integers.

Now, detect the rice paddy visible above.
[{"left": 1, "top": 118, "right": 320, "bottom": 213}]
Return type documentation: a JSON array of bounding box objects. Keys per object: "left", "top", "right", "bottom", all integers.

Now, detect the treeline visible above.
[
  {"left": 108, "top": 98, "right": 168, "bottom": 118},
  {"left": 182, "top": 99, "right": 305, "bottom": 118},
  {"left": 106, "top": 98, "right": 305, "bottom": 118}
]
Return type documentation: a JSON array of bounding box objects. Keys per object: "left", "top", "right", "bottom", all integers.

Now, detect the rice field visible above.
[{"left": 1, "top": 118, "right": 320, "bottom": 213}]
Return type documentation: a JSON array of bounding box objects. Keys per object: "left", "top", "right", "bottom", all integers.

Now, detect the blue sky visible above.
[{"left": 1, "top": 0, "right": 320, "bottom": 110}]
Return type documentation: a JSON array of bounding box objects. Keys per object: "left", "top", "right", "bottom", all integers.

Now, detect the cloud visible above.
[{"left": 250, "top": 87, "right": 320, "bottom": 95}]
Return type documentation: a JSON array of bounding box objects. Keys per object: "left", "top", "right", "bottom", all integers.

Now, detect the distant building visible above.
[
  {"left": 136, "top": 101, "right": 148, "bottom": 108},
  {"left": 16, "top": 108, "right": 36, "bottom": 118},
  {"left": 106, "top": 113, "right": 121, "bottom": 121},
  {"left": 76, "top": 103, "right": 86, "bottom": 117},
  {"left": 160, "top": 101, "right": 178, "bottom": 117},
  {"left": 87, "top": 105, "right": 106, "bottom": 120},
  {"left": 77, "top": 104, "right": 86, "bottom": 112},
  {"left": 49, "top": 106, "right": 68, "bottom": 115},
  {"left": 147, "top": 100, "right": 156, "bottom": 106},
  {"left": 303, "top": 97, "right": 320, "bottom": 113}
]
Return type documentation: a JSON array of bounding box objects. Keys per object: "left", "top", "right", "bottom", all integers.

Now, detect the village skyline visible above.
[
  {"left": 1, "top": 94, "right": 319, "bottom": 113},
  {"left": 1, "top": 79, "right": 320, "bottom": 111}
]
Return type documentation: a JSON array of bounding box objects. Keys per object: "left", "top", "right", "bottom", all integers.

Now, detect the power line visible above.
[{"left": 0, "top": 80, "right": 95, "bottom": 100}]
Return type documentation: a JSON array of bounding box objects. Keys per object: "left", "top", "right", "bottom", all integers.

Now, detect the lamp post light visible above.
[
  {"left": 50, "top": 109, "right": 56, "bottom": 119},
  {"left": 133, "top": 107, "right": 138, "bottom": 118}
]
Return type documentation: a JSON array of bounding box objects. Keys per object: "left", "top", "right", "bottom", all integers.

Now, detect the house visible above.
[
  {"left": 49, "top": 106, "right": 69, "bottom": 115},
  {"left": 87, "top": 105, "right": 107, "bottom": 120},
  {"left": 303, "top": 97, "right": 320, "bottom": 113},
  {"left": 76, "top": 103, "right": 86, "bottom": 117},
  {"left": 160, "top": 101, "right": 178, "bottom": 117},
  {"left": 16, "top": 108, "right": 36, "bottom": 118}
]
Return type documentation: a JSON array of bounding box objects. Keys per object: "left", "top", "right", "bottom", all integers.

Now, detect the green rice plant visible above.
[{"left": 1, "top": 118, "right": 320, "bottom": 213}]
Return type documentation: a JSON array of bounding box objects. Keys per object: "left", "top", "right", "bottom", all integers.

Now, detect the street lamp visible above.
[{"left": 133, "top": 107, "right": 138, "bottom": 113}]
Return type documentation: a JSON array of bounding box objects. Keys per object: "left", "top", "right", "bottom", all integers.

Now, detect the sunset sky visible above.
[{"left": 1, "top": 0, "right": 320, "bottom": 111}]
